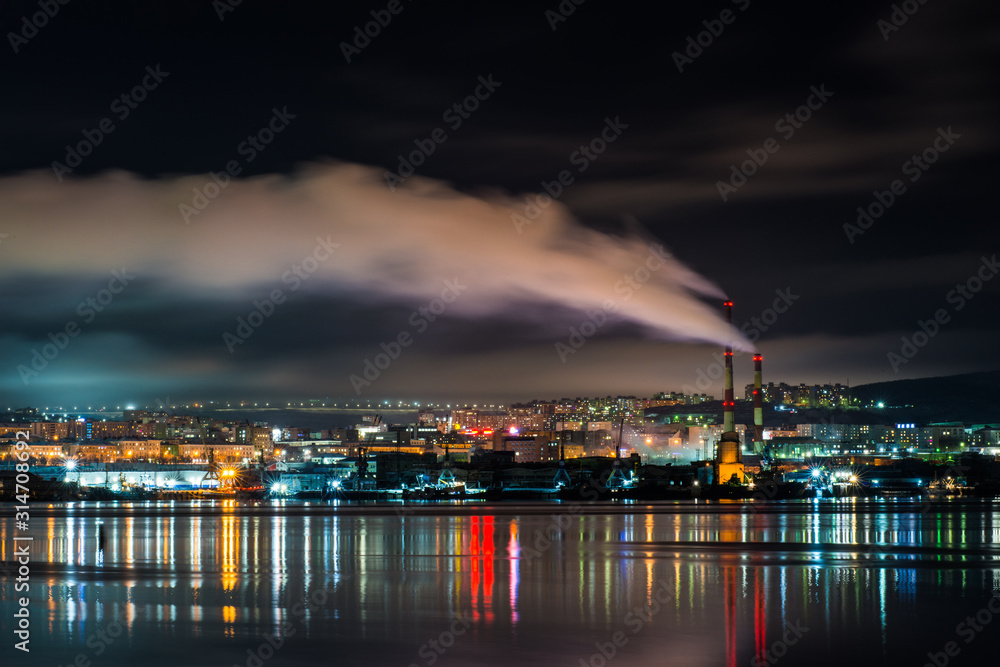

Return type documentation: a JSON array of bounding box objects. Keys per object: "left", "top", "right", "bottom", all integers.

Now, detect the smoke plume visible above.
[{"left": 0, "top": 162, "right": 750, "bottom": 351}]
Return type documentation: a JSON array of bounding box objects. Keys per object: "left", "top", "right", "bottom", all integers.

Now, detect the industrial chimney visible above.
[
  {"left": 714, "top": 299, "right": 745, "bottom": 485},
  {"left": 753, "top": 353, "right": 764, "bottom": 453},
  {"left": 723, "top": 300, "right": 735, "bottom": 433}
]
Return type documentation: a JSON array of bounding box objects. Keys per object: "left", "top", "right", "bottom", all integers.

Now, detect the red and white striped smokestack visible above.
[
  {"left": 723, "top": 300, "right": 735, "bottom": 432},
  {"left": 753, "top": 353, "right": 764, "bottom": 447}
]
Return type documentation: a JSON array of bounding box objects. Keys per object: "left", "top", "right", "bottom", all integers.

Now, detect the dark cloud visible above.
[{"left": 0, "top": 0, "right": 997, "bottom": 407}]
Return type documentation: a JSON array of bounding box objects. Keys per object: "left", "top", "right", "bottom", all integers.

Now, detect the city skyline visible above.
[{"left": 0, "top": 367, "right": 986, "bottom": 415}]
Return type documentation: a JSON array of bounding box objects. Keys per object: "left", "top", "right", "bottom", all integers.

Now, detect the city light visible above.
[{"left": 0, "top": 4, "right": 990, "bottom": 666}]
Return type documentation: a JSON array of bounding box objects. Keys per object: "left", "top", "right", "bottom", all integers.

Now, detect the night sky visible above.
[{"left": 1, "top": 0, "right": 997, "bottom": 407}]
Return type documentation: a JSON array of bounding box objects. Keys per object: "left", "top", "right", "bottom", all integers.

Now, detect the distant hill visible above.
[
  {"left": 851, "top": 370, "right": 1000, "bottom": 424},
  {"left": 647, "top": 371, "right": 1000, "bottom": 426}
]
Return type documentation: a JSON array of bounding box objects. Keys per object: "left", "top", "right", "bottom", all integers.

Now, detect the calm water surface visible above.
[{"left": 2, "top": 500, "right": 999, "bottom": 666}]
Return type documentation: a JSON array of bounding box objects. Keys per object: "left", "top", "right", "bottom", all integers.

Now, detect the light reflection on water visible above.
[{"left": 1, "top": 500, "right": 999, "bottom": 666}]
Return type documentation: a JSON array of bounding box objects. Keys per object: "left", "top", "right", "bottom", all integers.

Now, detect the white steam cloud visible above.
[{"left": 0, "top": 162, "right": 751, "bottom": 351}]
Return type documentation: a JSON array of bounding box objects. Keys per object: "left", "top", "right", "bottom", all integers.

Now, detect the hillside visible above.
[{"left": 647, "top": 371, "right": 1000, "bottom": 426}]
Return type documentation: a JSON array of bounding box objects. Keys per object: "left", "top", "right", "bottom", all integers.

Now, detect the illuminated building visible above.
[
  {"left": 26, "top": 442, "right": 65, "bottom": 461},
  {"left": 555, "top": 421, "right": 583, "bottom": 431},
  {"left": 747, "top": 381, "right": 851, "bottom": 407},
  {"left": 433, "top": 441, "right": 473, "bottom": 461},
  {"left": 496, "top": 433, "right": 560, "bottom": 463},
  {"left": 175, "top": 442, "right": 253, "bottom": 463},
  {"left": 235, "top": 424, "right": 273, "bottom": 453},
  {"left": 87, "top": 420, "right": 132, "bottom": 440},
  {"left": 0, "top": 425, "right": 31, "bottom": 438},
  {"left": 31, "top": 421, "right": 71, "bottom": 440},
  {"left": 478, "top": 413, "right": 514, "bottom": 431},
  {"left": 507, "top": 403, "right": 551, "bottom": 431},
  {"left": 70, "top": 442, "right": 121, "bottom": 463},
  {"left": 969, "top": 426, "right": 1000, "bottom": 448},
  {"left": 644, "top": 392, "right": 685, "bottom": 408},
  {"left": 358, "top": 441, "right": 431, "bottom": 456},
  {"left": 115, "top": 439, "right": 163, "bottom": 460},
  {"left": 714, "top": 431, "right": 744, "bottom": 485},
  {"left": 451, "top": 409, "right": 479, "bottom": 430}
]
